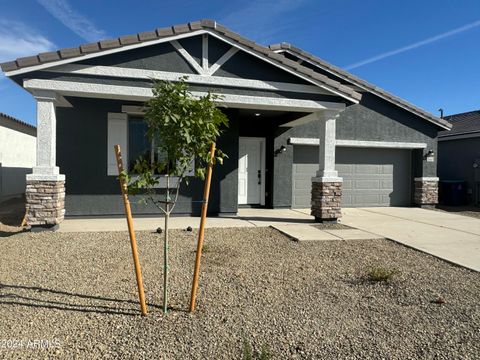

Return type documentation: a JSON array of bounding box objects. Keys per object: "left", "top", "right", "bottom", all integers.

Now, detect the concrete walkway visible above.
[
  {"left": 59, "top": 206, "right": 480, "bottom": 272},
  {"left": 341, "top": 207, "right": 480, "bottom": 272},
  {"left": 273, "top": 224, "right": 380, "bottom": 241},
  {"left": 58, "top": 208, "right": 316, "bottom": 233}
]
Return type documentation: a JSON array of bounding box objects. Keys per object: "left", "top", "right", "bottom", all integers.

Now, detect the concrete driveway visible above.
[{"left": 341, "top": 207, "right": 480, "bottom": 272}]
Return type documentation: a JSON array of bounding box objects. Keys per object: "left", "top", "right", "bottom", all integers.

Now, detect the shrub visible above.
[
  {"left": 367, "top": 266, "right": 398, "bottom": 283},
  {"left": 242, "top": 337, "right": 270, "bottom": 360}
]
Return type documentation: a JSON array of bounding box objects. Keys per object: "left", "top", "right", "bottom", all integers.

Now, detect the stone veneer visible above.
[
  {"left": 414, "top": 179, "right": 439, "bottom": 206},
  {"left": 311, "top": 181, "right": 342, "bottom": 222},
  {"left": 26, "top": 180, "right": 65, "bottom": 226}
]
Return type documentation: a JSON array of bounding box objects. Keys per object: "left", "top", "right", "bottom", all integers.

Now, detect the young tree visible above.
[{"left": 122, "top": 78, "right": 228, "bottom": 313}]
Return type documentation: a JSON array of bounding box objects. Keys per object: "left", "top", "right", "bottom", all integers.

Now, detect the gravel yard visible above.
[{"left": 1, "top": 227, "right": 479, "bottom": 359}]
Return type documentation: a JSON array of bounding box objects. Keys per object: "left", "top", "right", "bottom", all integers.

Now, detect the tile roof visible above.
[
  {"left": 269, "top": 42, "right": 452, "bottom": 130},
  {"left": 439, "top": 110, "right": 480, "bottom": 137},
  {"left": 0, "top": 20, "right": 361, "bottom": 103},
  {"left": 0, "top": 19, "right": 451, "bottom": 129},
  {"left": 0, "top": 112, "right": 36, "bottom": 130}
]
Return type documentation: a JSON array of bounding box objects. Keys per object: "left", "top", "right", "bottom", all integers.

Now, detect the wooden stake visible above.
[
  {"left": 114, "top": 145, "right": 148, "bottom": 316},
  {"left": 189, "top": 142, "right": 216, "bottom": 313}
]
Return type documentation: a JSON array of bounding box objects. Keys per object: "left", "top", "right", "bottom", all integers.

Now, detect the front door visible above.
[{"left": 238, "top": 137, "right": 265, "bottom": 205}]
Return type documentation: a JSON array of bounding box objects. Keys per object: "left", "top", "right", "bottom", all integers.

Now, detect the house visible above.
[
  {"left": 438, "top": 110, "right": 480, "bottom": 205},
  {"left": 0, "top": 112, "right": 36, "bottom": 202},
  {"left": 0, "top": 20, "right": 451, "bottom": 229}
]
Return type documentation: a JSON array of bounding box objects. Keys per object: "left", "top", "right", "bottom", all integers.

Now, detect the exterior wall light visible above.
[
  {"left": 274, "top": 145, "right": 287, "bottom": 156},
  {"left": 425, "top": 149, "right": 435, "bottom": 162}
]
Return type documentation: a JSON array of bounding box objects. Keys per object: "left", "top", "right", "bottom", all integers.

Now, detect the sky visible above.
[{"left": 0, "top": 0, "right": 479, "bottom": 126}]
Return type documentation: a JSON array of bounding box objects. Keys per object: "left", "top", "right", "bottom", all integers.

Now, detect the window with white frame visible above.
[{"left": 107, "top": 112, "right": 194, "bottom": 177}]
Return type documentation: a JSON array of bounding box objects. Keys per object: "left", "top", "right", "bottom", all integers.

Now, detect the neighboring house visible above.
[
  {"left": 438, "top": 110, "right": 480, "bottom": 205},
  {"left": 0, "top": 20, "right": 451, "bottom": 229},
  {"left": 0, "top": 112, "right": 36, "bottom": 201}
]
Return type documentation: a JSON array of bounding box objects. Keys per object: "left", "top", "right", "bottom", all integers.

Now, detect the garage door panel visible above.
[
  {"left": 335, "top": 164, "right": 352, "bottom": 174},
  {"left": 293, "top": 163, "right": 317, "bottom": 174},
  {"left": 342, "top": 179, "right": 352, "bottom": 188},
  {"left": 381, "top": 179, "right": 393, "bottom": 189},
  {"left": 292, "top": 146, "right": 411, "bottom": 208},
  {"left": 293, "top": 194, "right": 311, "bottom": 208},
  {"left": 354, "top": 164, "right": 381, "bottom": 175},
  {"left": 354, "top": 179, "right": 381, "bottom": 190},
  {"left": 382, "top": 164, "right": 394, "bottom": 174}
]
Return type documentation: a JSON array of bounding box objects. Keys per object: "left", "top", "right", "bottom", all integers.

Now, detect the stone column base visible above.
[
  {"left": 414, "top": 177, "right": 438, "bottom": 207},
  {"left": 311, "top": 180, "right": 342, "bottom": 222},
  {"left": 26, "top": 180, "right": 65, "bottom": 227}
]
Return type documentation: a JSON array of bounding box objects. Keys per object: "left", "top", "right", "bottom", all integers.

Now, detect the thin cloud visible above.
[
  {"left": 345, "top": 20, "right": 480, "bottom": 70},
  {"left": 36, "top": 0, "right": 107, "bottom": 42},
  {"left": 0, "top": 20, "right": 56, "bottom": 81},
  {"left": 220, "top": 0, "right": 306, "bottom": 43},
  {"left": 0, "top": 20, "right": 56, "bottom": 62}
]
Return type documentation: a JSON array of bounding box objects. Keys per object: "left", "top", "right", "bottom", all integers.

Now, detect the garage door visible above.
[{"left": 292, "top": 146, "right": 411, "bottom": 208}]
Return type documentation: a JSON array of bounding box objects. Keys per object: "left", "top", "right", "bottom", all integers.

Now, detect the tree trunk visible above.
[
  {"left": 163, "top": 209, "right": 169, "bottom": 314},
  {"left": 163, "top": 175, "right": 170, "bottom": 314}
]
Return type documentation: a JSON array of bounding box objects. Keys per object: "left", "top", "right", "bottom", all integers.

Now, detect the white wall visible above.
[{"left": 0, "top": 125, "right": 36, "bottom": 199}]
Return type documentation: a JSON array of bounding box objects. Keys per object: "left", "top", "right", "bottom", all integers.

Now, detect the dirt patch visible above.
[
  {"left": 313, "top": 222, "right": 353, "bottom": 230},
  {"left": 0, "top": 227, "right": 478, "bottom": 359}
]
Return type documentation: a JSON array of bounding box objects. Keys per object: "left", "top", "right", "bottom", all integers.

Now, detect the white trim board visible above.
[
  {"left": 170, "top": 40, "right": 206, "bottom": 75},
  {"left": 280, "top": 109, "right": 344, "bottom": 128},
  {"left": 414, "top": 177, "right": 439, "bottom": 182},
  {"left": 24, "top": 78, "right": 341, "bottom": 112},
  {"left": 336, "top": 139, "right": 427, "bottom": 149},
  {"left": 45, "top": 64, "right": 330, "bottom": 95},
  {"left": 288, "top": 137, "right": 427, "bottom": 149},
  {"left": 276, "top": 49, "right": 450, "bottom": 131},
  {"left": 208, "top": 47, "right": 238, "bottom": 75},
  {"left": 202, "top": 34, "right": 208, "bottom": 72}
]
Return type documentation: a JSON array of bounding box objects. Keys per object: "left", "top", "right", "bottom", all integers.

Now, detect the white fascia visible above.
[
  {"left": 414, "top": 177, "right": 439, "bottom": 182},
  {"left": 45, "top": 64, "right": 329, "bottom": 95},
  {"left": 24, "top": 78, "right": 340, "bottom": 112},
  {"left": 288, "top": 138, "right": 428, "bottom": 149}
]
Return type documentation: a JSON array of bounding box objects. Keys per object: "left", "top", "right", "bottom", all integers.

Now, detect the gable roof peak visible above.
[{"left": 0, "top": 20, "right": 363, "bottom": 103}]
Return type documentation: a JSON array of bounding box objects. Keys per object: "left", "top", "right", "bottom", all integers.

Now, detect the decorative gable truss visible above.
[
  {"left": 170, "top": 34, "right": 238, "bottom": 76},
  {"left": 17, "top": 30, "right": 359, "bottom": 113}
]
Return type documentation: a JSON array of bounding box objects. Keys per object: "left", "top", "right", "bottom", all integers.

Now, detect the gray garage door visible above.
[{"left": 292, "top": 146, "right": 411, "bottom": 208}]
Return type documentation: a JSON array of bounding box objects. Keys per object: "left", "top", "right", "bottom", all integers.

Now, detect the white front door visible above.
[{"left": 238, "top": 137, "right": 265, "bottom": 205}]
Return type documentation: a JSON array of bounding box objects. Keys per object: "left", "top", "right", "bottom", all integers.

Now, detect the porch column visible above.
[
  {"left": 413, "top": 146, "right": 439, "bottom": 207},
  {"left": 311, "top": 110, "right": 343, "bottom": 222},
  {"left": 26, "top": 90, "right": 65, "bottom": 229},
  {"left": 414, "top": 177, "right": 439, "bottom": 207}
]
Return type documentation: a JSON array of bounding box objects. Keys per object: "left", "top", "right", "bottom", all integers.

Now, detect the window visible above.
[
  {"left": 128, "top": 117, "right": 173, "bottom": 175},
  {"left": 107, "top": 113, "right": 194, "bottom": 178},
  {"left": 128, "top": 117, "right": 151, "bottom": 172}
]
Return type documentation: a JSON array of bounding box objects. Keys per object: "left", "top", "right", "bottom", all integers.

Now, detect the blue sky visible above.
[{"left": 0, "top": 0, "right": 479, "bottom": 125}]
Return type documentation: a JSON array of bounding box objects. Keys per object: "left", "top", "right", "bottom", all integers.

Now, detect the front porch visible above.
[{"left": 57, "top": 207, "right": 316, "bottom": 232}]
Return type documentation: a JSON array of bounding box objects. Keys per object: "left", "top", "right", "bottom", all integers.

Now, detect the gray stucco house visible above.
[
  {"left": 0, "top": 20, "right": 451, "bottom": 229},
  {"left": 438, "top": 110, "right": 480, "bottom": 205}
]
